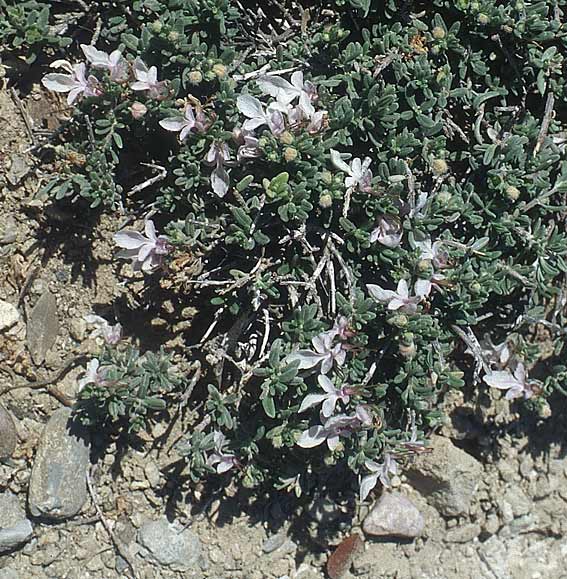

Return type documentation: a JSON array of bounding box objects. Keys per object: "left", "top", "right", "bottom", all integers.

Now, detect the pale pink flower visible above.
[
  {"left": 257, "top": 71, "right": 317, "bottom": 117},
  {"left": 298, "top": 375, "right": 353, "bottom": 418},
  {"left": 77, "top": 359, "right": 107, "bottom": 392},
  {"left": 83, "top": 314, "right": 122, "bottom": 345},
  {"left": 80, "top": 44, "right": 128, "bottom": 81},
  {"left": 483, "top": 362, "right": 533, "bottom": 400},
  {"left": 130, "top": 58, "right": 167, "bottom": 99},
  {"left": 42, "top": 61, "right": 101, "bottom": 105},
  {"left": 367, "top": 279, "right": 431, "bottom": 314},
  {"left": 114, "top": 220, "right": 170, "bottom": 272},
  {"left": 370, "top": 216, "right": 403, "bottom": 248},
  {"left": 359, "top": 454, "right": 399, "bottom": 501},
  {"left": 297, "top": 406, "right": 372, "bottom": 451},
  {"left": 330, "top": 150, "right": 373, "bottom": 192},
  {"left": 287, "top": 328, "right": 346, "bottom": 374}
]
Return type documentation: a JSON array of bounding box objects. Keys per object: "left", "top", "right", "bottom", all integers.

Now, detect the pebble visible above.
[
  {"left": 445, "top": 522, "right": 481, "bottom": 543},
  {"left": 0, "top": 300, "right": 20, "bottom": 332},
  {"left": 28, "top": 408, "right": 91, "bottom": 520},
  {"left": 0, "top": 404, "right": 17, "bottom": 459},
  {"left": 362, "top": 492, "right": 424, "bottom": 538},
  {"left": 263, "top": 531, "right": 287, "bottom": 554},
  {"left": 137, "top": 517, "right": 201, "bottom": 571},
  {"left": 144, "top": 461, "right": 161, "bottom": 487},
  {"left": 0, "top": 492, "right": 33, "bottom": 553},
  {"left": 406, "top": 435, "right": 482, "bottom": 517}
]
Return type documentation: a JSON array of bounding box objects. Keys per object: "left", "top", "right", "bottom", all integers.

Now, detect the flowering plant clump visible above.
[{"left": 12, "top": 0, "right": 567, "bottom": 500}]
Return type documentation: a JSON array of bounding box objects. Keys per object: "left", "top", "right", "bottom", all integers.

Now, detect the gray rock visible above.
[
  {"left": 445, "top": 522, "right": 481, "bottom": 543},
  {"left": 137, "top": 518, "right": 201, "bottom": 571},
  {"left": 0, "top": 300, "right": 20, "bottom": 332},
  {"left": 0, "top": 404, "right": 17, "bottom": 459},
  {"left": 262, "top": 531, "right": 287, "bottom": 553},
  {"left": 0, "top": 492, "right": 33, "bottom": 553},
  {"left": 27, "top": 291, "right": 59, "bottom": 365},
  {"left": 406, "top": 435, "right": 482, "bottom": 517},
  {"left": 28, "top": 408, "right": 90, "bottom": 520},
  {"left": 6, "top": 154, "right": 29, "bottom": 186},
  {"left": 0, "top": 569, "right": 20, "bottom": 579},
  {"left": 362, "top": 492, "right": 424, "bottom": 538}
]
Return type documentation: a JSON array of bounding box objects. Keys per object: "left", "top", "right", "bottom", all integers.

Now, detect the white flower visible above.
[
  {"left": 367, "top": 279, "right": 431, "bottom": 314},
  {"left": 83, "top": 314, "right": 122, "bottom": 345},
  {"left": 483, "top": 362, "right": 533, "bottom": 400},
  {"left": 298, "top": 375, "right": 352, "bottom": 418},
  {"left": 80, "top": 44, "right": 128, "bottom": 81},
  {"left": 159, "top": 104, "right": 197, "bottom": 141},
  {"left": 204, "top": 142, "right": 235, "bottom": 198},
  {"left": 257, "top": 71, "right": 317, "bottom": 117},
  {"left": 359, "top": 454, "right": 399, "bottom": 501},
  {"left": 114, "top": 219, "right": 170, "bottom": 272},
  {"left": 41, "top": 61, "right": 101, "bottom": 105},
  {"left": 207, "top": 431, "right": 238, "bottom": 474},
  {"left": 297, "top": 406, "right": 372, "bottom": 451},
  {"left": 130, "top": 58, "right": 166, "bottom": 98},
  {"left": 77, "top": 359, "right": 107, "bottom": 392},
  {"left": 370, "top": 216, "right": 403, "bottom": 248},
  {"left": 287, "top": 328, "right": 346, "bottom": 374},
  {"left": 415, "top": 237, "right": 449, "bottom": 269},
  {"left": 330, "top": 150, "right": 373, "bottom": 192},
  {"left": 236, "top": 94, "right": 287, "bottom": 135}
]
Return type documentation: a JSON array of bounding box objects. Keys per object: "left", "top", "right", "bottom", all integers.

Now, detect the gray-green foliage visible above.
[{"left": 7, "top": 0, "right": 567, "bottom": 497}]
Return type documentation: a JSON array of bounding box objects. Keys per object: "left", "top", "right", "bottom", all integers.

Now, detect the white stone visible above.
[{"left": 0, "top": 300, "right": 20, "bottom": 332}]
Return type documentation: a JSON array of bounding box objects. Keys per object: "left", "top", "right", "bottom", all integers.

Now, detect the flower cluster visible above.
[{"left": 41, "top": 44, "right": 167, "bottom": 105}]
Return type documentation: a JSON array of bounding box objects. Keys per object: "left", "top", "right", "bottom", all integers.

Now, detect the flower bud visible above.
[
  {"left": 431, "top": 158, "right": 449, "bottom": 175},
  {"left": 279, "top": 131, "right": 294, "bottom": 145},
  {"left": 168, "top": 31, "right": 179, "bottom": 42},
  {"left": 212, "top": 63, "right": 227, "bottom": 78},
  {"left": 478, "top": 13, "right": 490, "bottom": 25},
  {"left": 321, "top": 171, "right": 333, "bottom": 185},
  {"left": 319, "top": 193, "right": 333, "bottom": 209},
  {"left": 399, "top": 341, "right": 417, "bottom": 359},
  {"left": 432, "top": 26, "right": 446, "bottom": 40},
  {"left": 151, "top": 21, "right": 163, "bottom": 33},
  {"left": 505, "top": 185, "right": 520, "bottom": 201},
  {"left": 188, "top": 70, "right": 203, "bottom": 85},
  {"left": 417, "top": 259, "right": 432, "bottom": 273},
  {"left": 437, "top": 190, "right": 452, "bottom": 205},
  {"left": 130, "top": 102, "right": 147, "bottom": 120},
  {"left": 388, "top": 314, "right": 408, "bottom": 328},
  {"left": 470, "top": 281, "right": 482, "bottom": 294},
  {"left": 284, "top": 147, "right": 298, "bottom": 162}
]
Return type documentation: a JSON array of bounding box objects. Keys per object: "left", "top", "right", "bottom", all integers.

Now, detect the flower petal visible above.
[
  {"left": 367, "top": 284, "right": 396, "bottom": 304},
  {"left": 318, "top": 374, "right": 336, "bottom": 394},
  {"left": 297, "top": 426, "right": 326, "bottom": 448},
  {"left": 114, "top": 230, "right": 147, "bottom": 249},
  {"left": 299, "top": 394, "right": 327, "bottom": 413},
  {"left": 81, "top": 44, "right": 110, "bottom": 67},
  {"left": 330, "top": 149, "right": 352, "bottom": 175},
  {"left": 159, "top": 117, "right": 189, "bottom": 132},
  {"left": 41, "top": 73, "right": 77, "bottom": 92},
  {"left": 211, "top": 165, "right": 230, "bottom": 198},
  {"left": 360, "top": 473, "right": 379, "bottom": 501},
  {"left": 236, "top": 95, "right": 265, "bottom": 119},
  {"left": 287, "top": 350, "right": 325, "bottom": 369}
]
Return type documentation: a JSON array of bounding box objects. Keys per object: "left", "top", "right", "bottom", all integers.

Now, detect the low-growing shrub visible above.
[{"left": 6, "top": 0, "right": 567, "bottom": 499}]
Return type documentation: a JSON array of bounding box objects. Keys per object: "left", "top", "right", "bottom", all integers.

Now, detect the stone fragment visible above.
[
  {"left": 0, "top": 492, "right": 33, "bottom": 553},
  {"left": 0, "top": 300, "right": 20, "bottom": 332},
  {"left": 27, "top": 291, "right": 59, "bottom": 365},
  {"left": 327, "top": 533, "right": 364, "bottom": 579},
  {"left": 262, "top": 531, "right": 287, "bottom": 554},
  {"left": 137, "top": 518, "right": 201, "bottom": 571},
  {"left": 406, "top": 435, "right": 482, "bottom": 516},
  {"left": 28, "top": 408, "right": 90, "bottom": 520},
  {"left": 362, "top": 492, "right": 424, "bottom": 538},
  {"left": 6, "top": 154, "right": 29, "bottom": 186},
  {"left": 445, "top": 522, "right": 481, "bottom": 543},
  {"left": 0, "top": 404, "right": 17, "bottom": 459}
]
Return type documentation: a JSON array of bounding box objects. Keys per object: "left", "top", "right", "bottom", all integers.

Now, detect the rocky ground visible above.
[{"left": 1, "top": 85, "right": 567, "bottom": 579}]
